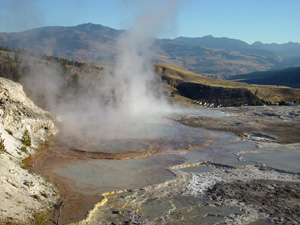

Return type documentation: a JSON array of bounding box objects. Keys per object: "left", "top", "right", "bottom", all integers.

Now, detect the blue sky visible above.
[{"left": 0, "top": 0, "right": 299, "bottom": 44}]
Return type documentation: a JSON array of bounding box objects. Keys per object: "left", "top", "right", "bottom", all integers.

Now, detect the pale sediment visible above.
[{"left": 0, "top": 77, "right": 59, "bottom": 224}]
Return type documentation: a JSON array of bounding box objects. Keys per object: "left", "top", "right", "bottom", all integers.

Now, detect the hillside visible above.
[
  {"left": 229, "top": 67, "right": 300, "bottom": 89},
  {"left": 1, "top": 23, "right": 299, "bottom": 78},
  {"left": 0, "top": 77, "right": 59, "bottom": 224},
  {"left": 0, "top": 23, "right": 122, "bottom": 62},
  {"left": 154, "top": 39, "right": 281, "bottom": 79},
  {"left": 155, "top": 64, "right": 300, "bottom": 105},
  {"left": 174, "top": 36, "right": 300, "bottom": 62},
  {"left": 174, "top": 35, "right": 270, "bottom": 55},
  {"left": 0, "top": 47, "right": 107, "bottom": 109},
  {"left": 1, "top": 47, "right": 299, "bottom": 107},
  {"left": 252, "top": 41, "right": 300, "bottom": 59}
]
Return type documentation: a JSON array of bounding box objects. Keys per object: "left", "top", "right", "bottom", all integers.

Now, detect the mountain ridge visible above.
[
  {"left": 1, "top": 23, "right": 299, "bottom": 77},
  {"left": 173, "top": 35, "right": 300, "bottom": 60}
]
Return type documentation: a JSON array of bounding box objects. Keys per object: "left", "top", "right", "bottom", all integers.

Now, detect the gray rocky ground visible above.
[
  {"left": 178, "top": 105, "right": 300, "bottom": 144},
  {"left": 0, "top": 77, "right": 59, "bottom": 224}
]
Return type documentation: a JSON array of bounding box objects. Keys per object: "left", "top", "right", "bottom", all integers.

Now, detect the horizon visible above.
[
  {"left": 1, "top": 22, "right": 299, "bottom": 46},
  {"left": 0, "top": 0, "right": 299, "bottom": 45}
]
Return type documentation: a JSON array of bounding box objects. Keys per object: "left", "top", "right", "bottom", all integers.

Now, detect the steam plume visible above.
[
  {"left": 59, "top": 0, "right": 182, "bottom": 141},
  {"left": 19, "top": 0, "right": 183, "bottom": 142},
  {"left": 103, "top": 0, "right": 182, "bottom": 116}
]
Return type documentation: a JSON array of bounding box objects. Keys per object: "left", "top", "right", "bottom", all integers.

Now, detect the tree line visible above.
[
  {"left": 0, "top": 46, "right": 83, "bottom": 104},
  {"left": 0, "top": 46, "right": 85, "bottom": 68}
]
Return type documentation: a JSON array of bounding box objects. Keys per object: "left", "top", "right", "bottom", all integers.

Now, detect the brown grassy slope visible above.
[
  {"left": 155, "top": 64, "right": 300, "bottom": 104},
  {"left": 1, "top": 49, "right": 299, "bottom": 105},
  {"left": 0, "top": 50, "right": 108, "bottom": 107},
  {"left": 2, "top": 23, "right": 292, "bottom": 78}
]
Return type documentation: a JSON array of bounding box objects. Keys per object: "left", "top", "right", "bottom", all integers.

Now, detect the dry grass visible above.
[{"left": 155, "top": 63, "right": 300, "bottom": 103}]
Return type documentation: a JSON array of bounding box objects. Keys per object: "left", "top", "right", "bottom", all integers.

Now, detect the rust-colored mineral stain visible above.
[
  {"left": 24, "top": 129, "right": 216, "bottom": 224},
  {"left": 24, "top": 143, "right": 103, "bottom": 224},
  {"left": 49, "top": 176, "right": 103, "bottom": 225}
]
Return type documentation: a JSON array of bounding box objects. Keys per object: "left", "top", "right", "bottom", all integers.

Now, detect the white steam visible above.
[{"left": 20, "top": 0, "right": 183, "bottom": 142}]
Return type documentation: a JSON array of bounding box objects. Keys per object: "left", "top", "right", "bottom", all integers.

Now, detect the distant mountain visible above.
[
  {"left": 229, "top": 66, "right": 300, "bottom": 88},
  {"left": 174, "top": 35, "right": 300, "bottom": 60},
  {"left": 0, "top": 23, "right": 122, "bottom": 62},
  {"left": 1, "top": 23, "right": 299, "bottom": 78},
  {"left": 174, "top": 35, "right": 263, "bottom": 54},
  {"left": 252, "top": 41, "right": 300, "bottom": 59},
  {"left": 155, "top": 39, "right": 280, "bottom": 78}
]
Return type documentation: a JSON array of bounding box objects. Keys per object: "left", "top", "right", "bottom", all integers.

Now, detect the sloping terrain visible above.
[
  {"left": 174, "top": 35, "right": 270, "bottom": 55},
  {"left": 0, "top": 23, "right": 122, "bottom": 62},
  {"left": 174, "top": 35, "right": 300, "bottom": 62},
  {"left": 252, "top": 41, "right": 300, "bottom": 59},
  {"left": 1, "top": 23, "right": 299, "bottom": 78},
  {"left": 0, "top": 77, "right": 59, "bottom": 224},
  {"left": 1, "top": 47, "right": 299, "bottom": 107},
  {"left": 229, "top": 66, "right": 300, "bottom": 88},
  {"left": 0, "top": 48, "right": 106, "bottom": 109},
  {"left": 155, "top": 39, "right": 279, "bottom": 78},
  {"left": 155, "top": 64, "right": 300, "bottom": 105}
]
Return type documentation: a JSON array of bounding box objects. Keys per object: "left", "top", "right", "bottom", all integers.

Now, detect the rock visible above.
[
  {"left": 8, "top": 169, "right": 16, "bottom": 174},
  {"left": 0, "top": 77, "right": 59, "bottom": 224},
  {"left": 23, "top": 180, "right": 34, "bottom": 187},
  {"left": 0, "top": 77, "right": 58, "bottom": 150}
]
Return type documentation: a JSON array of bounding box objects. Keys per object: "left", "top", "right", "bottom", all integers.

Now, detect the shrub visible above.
[
  {"left": 0, "top": 133, "right": 7, "bottom": 153},
  {"left": 40, "top": 192, "right": 48, "bottom": 199},
  {"left": 22, "top": 129, "right": 31, "bottom": 147},
  {"left": 251, "top": 98, "right": 262, "bottom": 106},
  {"left": 279, "top": 100, "right": 287, "bottom": 105},
  {"left": 261, "top": 99, "right": 273, "bottom": 105},
  {"left": 21, "top": 146, "right": 28, "bottom": 153},
  {"left": 251, "top": 98, "right": 273, "bottom": 106},
  {"left": 5, "top": 129, "right": 13, "bottom": 135},
  {"left": 34, "top": 210, "right": 48, "bottom": 225}
]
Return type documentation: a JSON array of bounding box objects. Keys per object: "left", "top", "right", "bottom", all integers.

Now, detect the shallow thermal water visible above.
[
  {"left": 243, "top": 150, "right": 300, "bottom": 172},
  {"left": 52, "top": 113, "right": 245, "bottom": 195},
  {"left": 53, "top": 157, "right": 178, "bottom": 194},
  {"left": 179, "top": 165, "right": 214, "bottom": 173},
  {"left": 29, "top": 108, "right": 300, "bottom": 224}
]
